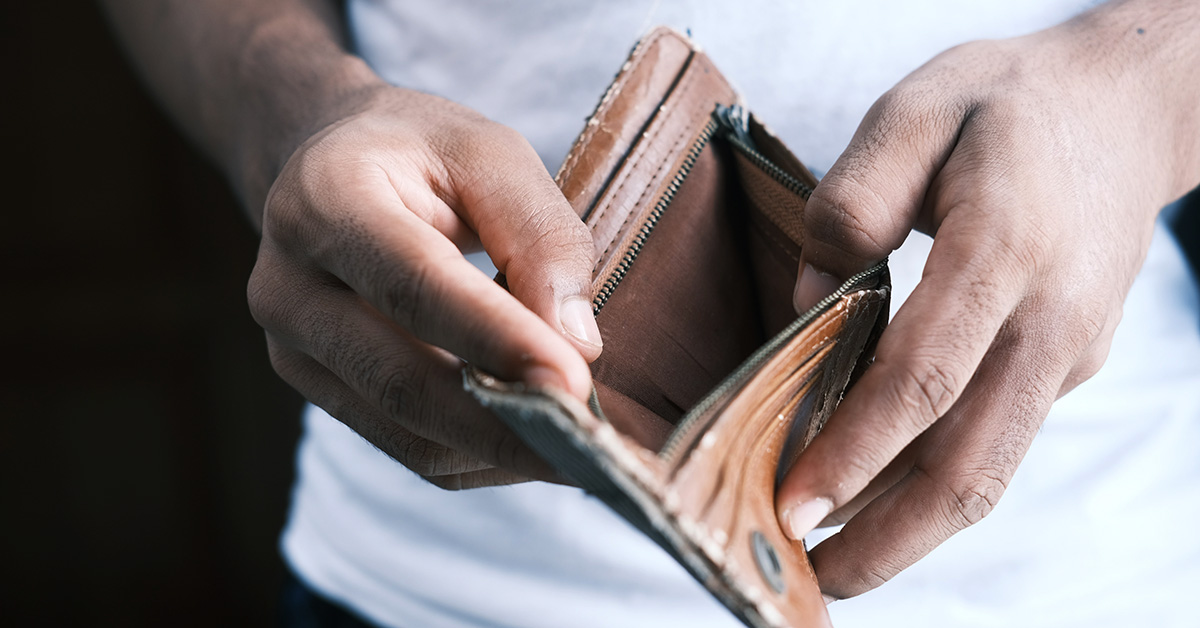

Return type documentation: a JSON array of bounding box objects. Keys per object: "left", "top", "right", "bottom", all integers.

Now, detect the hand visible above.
[
  {"left": 776, "top": 3, "right": 1200, "bottom": 600},
  {"left": 248, "top": 86, "right": 603, "bottom": 489}
]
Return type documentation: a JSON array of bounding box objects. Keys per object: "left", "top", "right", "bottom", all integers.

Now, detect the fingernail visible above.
[
  {"left": 782, "top": 497, "right": 833, "bottom": 540},
  {"left": 559, "top": 297, "right": 602, "bottom": 349},
  {"left": 822, "top": 594, "right": 838, "bottom": 606},
  {"left": 793, "top": 263, "right": 842, "bottom": 313}
]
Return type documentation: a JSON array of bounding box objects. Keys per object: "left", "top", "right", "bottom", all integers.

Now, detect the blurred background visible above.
[
  {"left": 3, "top": 2, "right": 305, "bottom": 625},
  {"left": 3, "top": 2, "right": 1199, "bottom": 627}
]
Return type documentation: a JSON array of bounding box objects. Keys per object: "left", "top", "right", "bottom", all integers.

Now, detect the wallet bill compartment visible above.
[{"left": 587, "top": 107, "right": 823, "bottom": 452}]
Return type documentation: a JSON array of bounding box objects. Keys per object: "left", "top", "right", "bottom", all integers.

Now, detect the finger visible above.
[
  {"left": 267, "top": 341, "right": 497, "bottom": 477},
  {"left": 270, "top": 340, "right": 556, "bottom": 482},
  {"left": 375, "top": 172, "right": 481, "bottom": 253},
  {"left": 778, "top": 133, "right": 1045, "bottom": 540},
  {"left": 821, "top": 439, "right": 921, "bottom": 527},
  {"left": 437, "top": 124, "right": 603, "bottom": 361},
  {"left": 779, "top": 217, "right": 1029, "bottom": 538},
  {"left": 807, "top": 317, "right": 1073, "bottom": 599},
  {"left": 252, "top": 264, "right": 558, "bottom": 480},
  {"left": 283, "top": 165, "right": 592, "bottom": 400},
  {"left": 794, "top": 76, "right": 970, "bottom": 311},
  {"left": 1058, "top": 305, "right": 1119, "bottom": 396},
  {"left": 425, "top": 468, "right": 538, "bottom": 491}
]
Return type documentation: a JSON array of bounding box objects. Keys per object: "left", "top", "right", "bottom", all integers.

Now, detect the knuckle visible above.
[
  {"left": 268, "top": 147, "right": 337, "bottom": 239},
  {"left": 422, "top": 473, "right": 466, "bottom": 491},
  {"left": 353, "top": 409, "right": 459, "bottom": 479},
  {"left": 1032, "top": 297, "right": 1112, "bottom": 362},
  {"left": 533, "top": 204, "right": 594, "bottom": 253},
  {"left": 885, "top": 358, "right": 963, "bottom": 428},
  {"left": 287, "top": 151, "right": 329, "bottom": 213},
  {"left": 806, "top": 178, "right": 892, "bottom": 262},
  {"left": 827, "top": 553, "right": 906, "bottom": 598},
  {"left": 382, "top": 423, "right": 480, "bottom": 481},
  {"left": 979, "top": 219, "right": 1055, "bottom": 282},
  {"left": 485, "top": 122, "right": 530, "bottom": 152},
  {"left": 924, "top": 465, "right": 1008, "bottom": 530},
  {"left": 375, "top": 422, "right": 441, "bottom": 476},
  {"left": 1064, "top": 332, "right": 1113, "bottom": 389},
  {"left": 246, "top": 254, "right": 290, "bottom": 330},
  {"left": 246, "top": 266, "right": 277, "bottom": 329},
  {"left": 486, "top": 429, "right": 529, "bottom": 472},
  {"left": 1066, "top": 302, "right": 1109, "bottom": 350},
  {"left": 376, "top": 357, "right": 426, "bottom": 423},
  {"left": 1075, "top": 346, "right": 1109, "bottom": 381},
  {"left": 441, "top": 119, "right": 529, "bottom": 177},
  {"left": 869, "top": 81, "right": 972, "bottom": 150},
  {"left": 379, "top": 259, "right": 437, "bottom": 333},
  {"left": 249, "top": 258, "right": 344, "bottom": 351},
  {"left": 870, "top": 85, "right": 929, "bottom": 129},
  {"left": 506, "top": 213, "right": 595, "bottom": 286},
  {"left": 857, "top": 560, "right": 903, "bottom": 592},
  {"left": 950, "top": 473, "right": 1007, "bottom": 527},
  {"left": 265, "top": 341, "right": 299, "bottom": 381},
  {"left": 398, "top": 435, "right": 446, "bottom": 478}
]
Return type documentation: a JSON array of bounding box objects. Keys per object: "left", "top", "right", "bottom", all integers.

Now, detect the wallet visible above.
[{"left": 465, "top": 27, "right": 890, "bottom": 628}]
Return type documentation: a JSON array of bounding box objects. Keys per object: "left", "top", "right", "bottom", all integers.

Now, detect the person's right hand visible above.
[{"left": 247, "top": 86, "right": 603, "bottom": 490}]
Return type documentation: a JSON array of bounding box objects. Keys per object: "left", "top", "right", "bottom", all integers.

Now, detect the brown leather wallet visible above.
[{"left": 465, "top": 27, "right": 890, "bottom": 628}]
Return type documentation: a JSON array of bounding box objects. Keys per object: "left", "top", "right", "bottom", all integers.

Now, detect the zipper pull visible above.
[{"left": 713, "top": 103, "right": 754, "bottom": 147}]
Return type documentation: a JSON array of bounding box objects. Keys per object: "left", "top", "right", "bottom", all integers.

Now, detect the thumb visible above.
[
  {"left": 794, "top": 85, "right": 966, "bottom": 312},
  {"left": 453, "top": 126, "right": 603, "bottom": 369}
]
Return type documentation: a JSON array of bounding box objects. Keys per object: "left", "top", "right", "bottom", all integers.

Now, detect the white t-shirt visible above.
[{"left": 282, "top": 2, "right": 1200, "bottom": 626}]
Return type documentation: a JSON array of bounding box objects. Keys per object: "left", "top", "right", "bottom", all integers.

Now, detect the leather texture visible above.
[{"left": 465, "top": 27, "right": 890, "bottom": 628}]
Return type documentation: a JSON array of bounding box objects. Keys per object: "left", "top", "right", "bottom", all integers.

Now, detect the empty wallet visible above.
[{"left": 465, "top": 27, "right": 890, "bottom": 628}]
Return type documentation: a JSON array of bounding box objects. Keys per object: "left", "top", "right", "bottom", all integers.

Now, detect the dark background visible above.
[
  {"left": 3, "top": 3, "right": 1199, "bottom": 628},
  {"left": 3, "top": 2, "right": 304, "bottom": 625}
]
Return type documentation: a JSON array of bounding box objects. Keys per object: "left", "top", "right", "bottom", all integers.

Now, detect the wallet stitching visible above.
[
  {"left": 556, "top": 29, "right": 673, "bottom": 186},
  {"left": 594, "top": 121, "right": 691, "bottom": 270},
  {"left": 590, "top": 66, "right": 707, "bottom": 272},
  {"left": 557, "top": 31, "right": 664, "bottom": 183},
  {"left": 588, "top": 63, "right": 701, "bottom": 234},
  {"left": 795, "top": 307, "right": 850, "bottom": 367}
]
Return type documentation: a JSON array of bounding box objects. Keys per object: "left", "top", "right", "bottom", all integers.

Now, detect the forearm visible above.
[{"left": 99, "top": 0, "right": 385, "bottom": 223}]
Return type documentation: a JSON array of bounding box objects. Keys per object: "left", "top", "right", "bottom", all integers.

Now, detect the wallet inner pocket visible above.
[{"left": 590, "top": 107, "right": 815, "bottom": 451}]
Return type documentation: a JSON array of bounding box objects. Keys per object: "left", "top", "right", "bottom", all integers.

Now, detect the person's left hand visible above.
[{"left": 775, "top": 2, "right": 1200, "bottom": 602}]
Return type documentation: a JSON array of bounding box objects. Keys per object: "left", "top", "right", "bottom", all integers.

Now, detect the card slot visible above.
[
  {"left": 728, "top": 138, "right": 808, "bottom": 339},
  {"left": 590, "top": 139, "right": 767, "bottom": 433},
  {"left": 586, "top": 111, "right": 833, "bottom": 455},
  {"left": 731, "top": 147, "right": 808, "bottom": 247}
]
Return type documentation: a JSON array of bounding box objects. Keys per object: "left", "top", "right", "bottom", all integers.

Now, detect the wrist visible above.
[{"left": 1054, "top": 0, "right": 1200, "bottom": 201}]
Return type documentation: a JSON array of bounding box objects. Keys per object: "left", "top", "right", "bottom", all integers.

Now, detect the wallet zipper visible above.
[
  {"left": 589, "top": 101, "right": 857, "bottom": 461},
  {"left": 592, "top": 105, "right": 816, "bottom": 315},
  {"left": 658, "top": 260, "right": 888, "bottom": 464},
  {"left": 592, "top": 117, "right": 721, "bottom": 314},
  {"left": 713, "top": 104, "right": 814, "bottom": 199}
]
